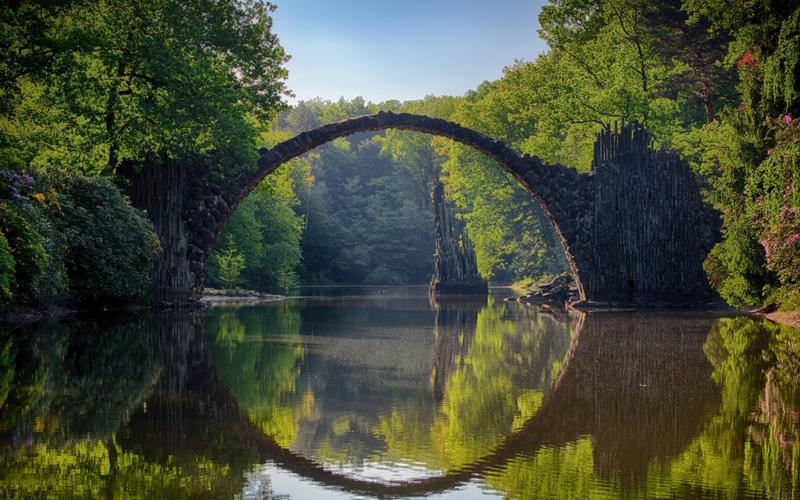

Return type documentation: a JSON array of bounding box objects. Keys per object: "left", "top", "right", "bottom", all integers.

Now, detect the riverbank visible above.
[
  {"left": 756, "top": 310, "right": 800, "bottom": 329},
  {"left": 200, "top": 288, "right": 286, "bottom": 304}
]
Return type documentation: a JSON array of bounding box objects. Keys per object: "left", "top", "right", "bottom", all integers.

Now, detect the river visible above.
[{"left": 0, "top": 286, "right": 798, "bottom": 498}]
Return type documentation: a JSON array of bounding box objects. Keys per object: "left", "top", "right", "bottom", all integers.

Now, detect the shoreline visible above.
[
  {"left": 200, "top": 288, "right": 286, "bottom": 304},
  {"left": 755, "top": 310, "right": 800, "bottom": 329}
]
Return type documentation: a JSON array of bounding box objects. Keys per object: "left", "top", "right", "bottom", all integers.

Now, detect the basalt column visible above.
[
  {"left": 429, "top": 182, "right": 488, "bottom": 295},
  {"left": 124, "top": 157, "right": 195, "bottom": 307},
  {"left": 581, "top": 124, "right": 721, "bottom": 306}
]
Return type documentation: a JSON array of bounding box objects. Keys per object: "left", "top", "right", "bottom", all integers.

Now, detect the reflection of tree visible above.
[
  {"left": 0, "top": 326, "right": 47, "bottom": 436},
  {"left": 375, "top": 297, "right": 575, "bottom": 471},
  {"left": 0, "top": 315, "right": 158, "bottom": 448},
  {"left": 484, "top": 315, "right": 800, "bottom": 499},
  {"left": 204, "top": 304, "right": 308, "bottom": 448},
  {"left": 2, "top": 304, "right": 797, "bottom": 498},
  {"left": 432, "top": 299, "right": 574, "bottom": 468},
  {"left": 0, "top": 315, "right": 210, "bottom": 498}
]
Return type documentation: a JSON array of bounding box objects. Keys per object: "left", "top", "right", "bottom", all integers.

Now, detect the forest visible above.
[{"left": 0, "top": 0, "right": 798, "bottom": 312}]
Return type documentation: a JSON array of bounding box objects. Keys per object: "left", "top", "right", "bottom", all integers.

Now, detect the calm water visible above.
[{"left": 1, "top": 286, "right": 799, "bottom": 499}]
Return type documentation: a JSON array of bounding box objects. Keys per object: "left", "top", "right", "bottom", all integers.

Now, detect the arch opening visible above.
[{"left": 209, "top": 111, "right": 584, "bottom": 299}]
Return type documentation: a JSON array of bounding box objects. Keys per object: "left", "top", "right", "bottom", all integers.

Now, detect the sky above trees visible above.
[{"left": 272, "top": 0, "right": 548, "bottom": 102}]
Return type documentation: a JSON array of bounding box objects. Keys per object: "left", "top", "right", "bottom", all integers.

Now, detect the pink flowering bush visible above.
[{"left": 761, "top": 204, "right": 800, "bottom": 287}]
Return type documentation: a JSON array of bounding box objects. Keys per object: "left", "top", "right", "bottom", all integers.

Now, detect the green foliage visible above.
[
  {"left": 0, "top": 0, "right": 289, "bottom": 173},
  {"left": 272, "top": 96, "right": 567, "bottom": 286},
  {"left": 53, "top": 174, "right": 161, "bottom": 304},
  {"left": 703, "top": 220, "right": 772, "bottom": 307},
  {"left": 677, "top": 0, "right": 800, "bottom": 308},
  {"left": 215, "top": 237, "right": 246, "bottom": 290},
  {"left": 0, "top": 231, "right": 14, "bottom": 306},
  {"left": 440, "top": 86, "right": 569, "bottom": 282},
  {"left": 277, "top": 101, "right": 438, "bottom": 285},
  {"left": 0, "top": 203, "right": 49, "bottom": 304},
  {"left": 208, "top": 163, "right": 305, "bottom": 291}
]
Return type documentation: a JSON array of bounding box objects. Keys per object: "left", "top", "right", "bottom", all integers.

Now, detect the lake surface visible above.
[{"left": 1, "top": 286, "right": 799, "bottom": 498}]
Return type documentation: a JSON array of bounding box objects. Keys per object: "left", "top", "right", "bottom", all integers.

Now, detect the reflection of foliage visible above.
[
  {"left": 485, "top": 438, "right": 617, "bottom": 499},
  {"left": 0, "top": 315, "right": 158, "bottom": 447},
  {"left": 645, "top": 317, "right": 800, "bottom": 498},
  {"left": 205, "top": 304, "right": 308, "bottom": 448},
  {"left": 463, "top": 316, "right": 800, "bottom": 499},
  {"left": 374, "top": 300, "right": 573, "bottom": 471},
  {"left": 0, "top": 439, "right": 243, "bottom": 498},
  {"left": 703, "top": 317, "right": 771, "bottom": 424},
  {"left": 0, "top": 328, "right": 47, "bottom": 434},
  {"left": 50, "top": 316, "right": 159, "bottom": 439}
]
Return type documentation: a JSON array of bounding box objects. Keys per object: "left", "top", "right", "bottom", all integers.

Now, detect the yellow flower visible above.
[{"left": 31, "top": 193, "right": 45, "bottom": 202}]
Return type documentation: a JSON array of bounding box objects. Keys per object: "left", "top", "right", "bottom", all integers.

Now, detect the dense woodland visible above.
[{"left": 0, "top": 0, "right": 798, "bottom": 311}]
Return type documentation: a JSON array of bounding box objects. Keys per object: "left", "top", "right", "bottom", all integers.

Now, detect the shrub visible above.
[
  {"left": 0, "top": 203, "right": 49, "bottom": 304},
  {"left": 15, "top": 201, "right": 68, "bottom": 303},
  {"left": 703, "top": 219, "right": 773, "bottom": 308},
  {"left": 0, "top": 231, "right": 15, "bottom": 306},
  {"left": 53, "top": 175, "right": 161, "bottom": 304}
]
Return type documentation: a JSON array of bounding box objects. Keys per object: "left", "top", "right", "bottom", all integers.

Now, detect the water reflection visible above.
[{"left": 0, "top": 289, "right": 797, "bottom": 498}]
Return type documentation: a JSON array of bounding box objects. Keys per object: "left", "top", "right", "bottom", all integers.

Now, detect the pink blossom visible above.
[
  {"left": 737, "top": 52, "right": 757, "bottom": 69},
  {"left": 761, "top": 239, "right": 772, "bottom": 257},
  {"left": 780, "top": 205, "right": 790, "bottom": 218},
  {"left": 786, "top": 114, "right": 793, "bottom": 124},
  {"left": 786, "top": 233, "right": 800, "bottom": 246}
]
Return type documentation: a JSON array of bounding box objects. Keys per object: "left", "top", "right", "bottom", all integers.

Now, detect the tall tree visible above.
[{"left": 0, "top": 0, "right": 289, "bottom": 173}]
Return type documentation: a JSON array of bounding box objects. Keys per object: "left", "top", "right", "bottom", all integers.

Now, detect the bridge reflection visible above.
[
  {"left": 120, "top": 306, "right": 721, "bottom": 496},
  {"left": 0, "top": 301, "right": 797, "bottom": 498}
]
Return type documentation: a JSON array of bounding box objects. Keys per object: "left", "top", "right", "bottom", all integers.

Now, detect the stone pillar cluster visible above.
[{"left": 429, "top": 181, "right": 488, "bottom": 295}]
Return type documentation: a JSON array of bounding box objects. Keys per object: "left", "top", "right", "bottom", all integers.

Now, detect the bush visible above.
[
  {"left": 0, "top": 203, "right": 49, "bottom": 304},
  {"left": 703, "top": 219, "right": 773, "bottom": 308},
  {"left": 0, "top": 231, "right": 15, "bottom": 306},
  {"left": 16, "top": 201, "right": 69, "bottom": 303},
  {"left": 53, "top": 175, "right": 161, "bottom": 304}
]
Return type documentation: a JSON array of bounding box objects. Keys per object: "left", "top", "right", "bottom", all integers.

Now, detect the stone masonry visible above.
[{"left": 129, "top": 113, "right": 719, "bottom": 307}]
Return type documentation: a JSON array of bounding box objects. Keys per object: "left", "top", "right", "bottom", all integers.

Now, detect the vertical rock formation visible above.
[{"left": 429, "top": 182, "right": 488, "bottom": 295}]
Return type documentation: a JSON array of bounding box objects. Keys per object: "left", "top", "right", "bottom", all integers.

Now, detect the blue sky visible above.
[{"left": 271, "top": 1, "right": 549, "bottom": 103}]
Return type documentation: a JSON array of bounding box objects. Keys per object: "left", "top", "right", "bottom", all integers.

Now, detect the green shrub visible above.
[
  {"left": 16, "top": 201, "right": 68, "bottom": 303},
  {"left": 703, "top": 219, "right": 773, "bottom": 308},
  {"left": 53, "top": 175, "right": 161, "bottom": 304},
  {"left": 0, "top": 203, "right": 49, "bottom": 304},
  {"left": 0, "top": 231, "right": 15, "bottom": 307}
]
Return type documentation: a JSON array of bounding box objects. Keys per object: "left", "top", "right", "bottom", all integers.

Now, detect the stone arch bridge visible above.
[{"left": 127, "top": 112, "right": 719, "bottom": 307}]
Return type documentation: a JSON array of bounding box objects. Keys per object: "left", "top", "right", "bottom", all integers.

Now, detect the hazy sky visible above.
[{"left": 271, "top": 0, "right": 549, "bottom": 103}]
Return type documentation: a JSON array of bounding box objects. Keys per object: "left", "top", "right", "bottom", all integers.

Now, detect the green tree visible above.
[
  {"left": 679, "top": 0, "right": 800, "bottom": 307},
  {"left": 215, "top": 237, "right": 245, "bottom": 290},
  {"left": 0, "top": 0, "right": 289, "bottom": 173}
]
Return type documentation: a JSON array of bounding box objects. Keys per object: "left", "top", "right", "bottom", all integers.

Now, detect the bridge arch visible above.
[
  {"left": 129, "top": 114, "right": 718, "bottom": 307},
  {"left": 195, "top": 112, "right": 590, "bottom": 299}
]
